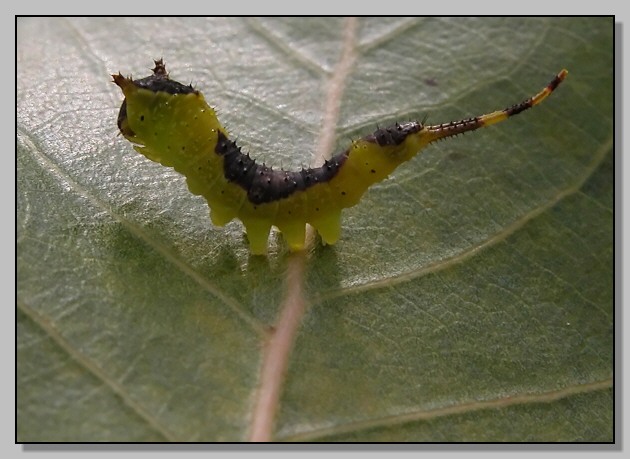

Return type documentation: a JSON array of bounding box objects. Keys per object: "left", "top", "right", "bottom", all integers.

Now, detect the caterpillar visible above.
[{"left": 113, "top": 59, "right": 567, "bottom": 255}]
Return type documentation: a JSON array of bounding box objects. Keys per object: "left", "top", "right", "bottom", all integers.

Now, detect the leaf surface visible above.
[{"left": 17, "top": 17, "right": 613, "bottom": 442}]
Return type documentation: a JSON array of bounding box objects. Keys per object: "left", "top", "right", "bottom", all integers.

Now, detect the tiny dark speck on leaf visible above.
[
  {"left": 424, "top": 78, "right": 438, "bottom": 87},
  {"left": 447, "top": 152, "right": 466, "bottom": 161}
]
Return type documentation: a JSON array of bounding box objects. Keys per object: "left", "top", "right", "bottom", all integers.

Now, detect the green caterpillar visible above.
[{"left": 113, "top": 59, "right": 567, "bottom": 255}]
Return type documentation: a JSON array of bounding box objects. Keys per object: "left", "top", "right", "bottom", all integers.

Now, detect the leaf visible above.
[{"left": 17, "top": 17, "right": 613, "bottom": 442}]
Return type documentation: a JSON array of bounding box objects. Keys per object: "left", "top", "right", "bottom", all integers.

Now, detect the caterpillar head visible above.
[{"left": 112, "top": 59, "right": 201, "bottom": 145}]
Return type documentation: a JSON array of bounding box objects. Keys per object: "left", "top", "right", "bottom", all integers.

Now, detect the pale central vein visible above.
[{"left": 247, "top": 17, "right": 359, "bottom": 442}]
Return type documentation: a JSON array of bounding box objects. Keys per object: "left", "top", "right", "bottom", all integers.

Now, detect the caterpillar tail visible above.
[{"left": 421, "top": 69, "right": 568, "bottom": 143}]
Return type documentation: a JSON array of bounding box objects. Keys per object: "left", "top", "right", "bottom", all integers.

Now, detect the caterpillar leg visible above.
[
  {"left": 310, "top": 209, "right": 342, "bottom": 246},
  {"left": 242, "top": 219, "right": 272, "bottom": 255},
  {"left": 276, "top": 221, "right": 307, "bottom": 252},
  {"left": 209, "top": 206, "right": 237, "bottom": 227}
]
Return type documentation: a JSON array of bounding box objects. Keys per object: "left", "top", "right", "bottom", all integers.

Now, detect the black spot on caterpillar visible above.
[{"left": 113, "top": 59, "right": 568, "bottom": 255}]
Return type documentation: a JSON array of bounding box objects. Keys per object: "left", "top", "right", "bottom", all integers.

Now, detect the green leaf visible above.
[{"left": 17, "top": 17, "right": 612, "bottom": 442}]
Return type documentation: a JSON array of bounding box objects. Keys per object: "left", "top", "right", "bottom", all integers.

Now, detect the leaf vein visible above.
[
  {"left": 18, "top": 299, "right": 178, "bottom": 442},
  {"left": 17, "top": 129, "right": 266, "bottom": 336},
  {"left": 280, "top": 378, "right": 613, "bottom": 441},
  {"left": 315, "top": 136, "right": 613, "bottom": 302}
]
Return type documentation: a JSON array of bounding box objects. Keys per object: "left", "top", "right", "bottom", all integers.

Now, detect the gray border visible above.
[
  {"left": 613, "top": 20, "right": 622, "bottom": 450},
  {"left": 14, "top": 16, "right": 619, "bottom": 452}
]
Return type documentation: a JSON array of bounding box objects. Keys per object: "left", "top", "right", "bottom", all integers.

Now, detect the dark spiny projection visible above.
[
  {"left": 504, "top": 100, "right": 533, "bottom": 117},
  {"left": 215, "top": 132, "right": 348, "bottom": 205},
  {"left": 426, "top": 117, "right": 485, "bottom": 140},
  {"left": 547, "top": 72, "right": 565, "bottom": 92},
  {"left": 364, "top": 121, "right": 422, "bottom": 146},
  {"left": 133, "top": 58, "right": 197, "bottom": 95}
]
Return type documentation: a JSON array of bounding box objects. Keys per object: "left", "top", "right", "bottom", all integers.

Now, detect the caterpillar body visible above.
[{"left": 113, "top": 60, "right": 567, "bottom": 255}]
